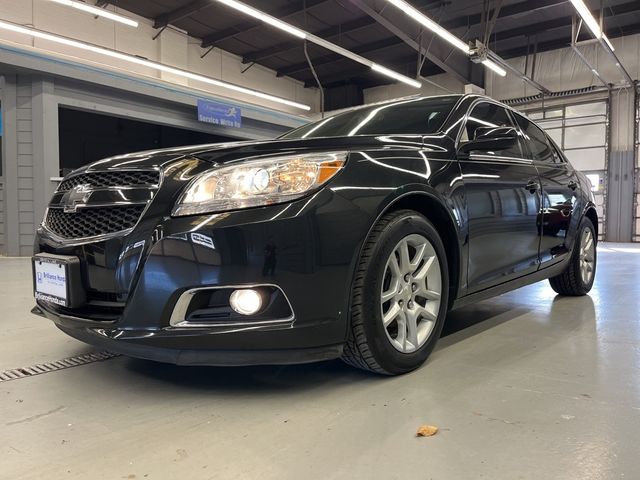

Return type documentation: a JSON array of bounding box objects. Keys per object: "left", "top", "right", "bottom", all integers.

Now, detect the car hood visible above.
[{"left": 79, "top": 134, "right": 453, "bottom": 172}]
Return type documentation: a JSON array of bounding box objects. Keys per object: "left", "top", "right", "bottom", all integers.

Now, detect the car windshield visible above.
[{"left": 281, "top": 96, "right": 460, "bottom": 139}]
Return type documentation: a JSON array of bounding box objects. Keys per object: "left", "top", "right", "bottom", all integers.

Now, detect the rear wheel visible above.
[
  {"left": 549, "top": 217, "right": 596, "bottom": 296},
  {"left": 342, "top": 210, "right": 449, "bottom": 375}
]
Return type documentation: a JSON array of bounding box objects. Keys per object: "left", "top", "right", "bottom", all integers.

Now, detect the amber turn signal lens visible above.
[{"left": 318, "top": 160, "right": 345, "bottom": 184}]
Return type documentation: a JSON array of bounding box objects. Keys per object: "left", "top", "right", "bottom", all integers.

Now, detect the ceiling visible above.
[{"left": 105, "top": 0, "right": 640, "bottom": 99}]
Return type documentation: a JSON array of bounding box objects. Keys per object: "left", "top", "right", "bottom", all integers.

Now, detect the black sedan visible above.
[{"left": 32, "top": 94, "right": 598, "bottom": 375}]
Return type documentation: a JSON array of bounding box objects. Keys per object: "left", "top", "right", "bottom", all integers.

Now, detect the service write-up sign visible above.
[{"left": 197, "top": 99, "right": 242, "bottom": 128}]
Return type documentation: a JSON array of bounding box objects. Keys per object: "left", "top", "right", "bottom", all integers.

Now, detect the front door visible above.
[{"left": 458, "top": 102, "right": 542, "bottom": 293}]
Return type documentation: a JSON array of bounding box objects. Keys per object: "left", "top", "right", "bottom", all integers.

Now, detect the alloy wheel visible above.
[
  {"left": 579, "top": 229, "right": 595, "bottom": 284},
  {"left": 380, "top": 234, "right": 442, "bottom": 353}
]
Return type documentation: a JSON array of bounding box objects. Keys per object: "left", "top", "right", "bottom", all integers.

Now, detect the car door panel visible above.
[
  {"left": 536, "top": 164, "right": 578, "bottom": 264},
  {"left": 512, "top": 114, "right": 578, "bottom": 267},
  {"left": 458, "top": 101, "right": 542, "bottom": 293},
  {"left": 461, "top": 156, "right": 541, "bottom": 291}
]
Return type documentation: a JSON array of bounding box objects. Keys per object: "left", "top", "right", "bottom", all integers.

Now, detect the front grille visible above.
[
  {"left": 45, "top": 205, "right": 145, "bottom": 239},
  {"left": 58, "top": 171, "right": 159, "bottom": 192}
]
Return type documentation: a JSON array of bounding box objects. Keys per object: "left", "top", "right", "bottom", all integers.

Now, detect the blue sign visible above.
[{"left": 197, "top": 99, "right": 241, "bottom": 128}]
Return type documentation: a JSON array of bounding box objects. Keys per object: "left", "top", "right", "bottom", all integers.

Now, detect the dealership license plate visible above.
[{"left": 33, "top": 256, "right": 69, "bottom": 307}]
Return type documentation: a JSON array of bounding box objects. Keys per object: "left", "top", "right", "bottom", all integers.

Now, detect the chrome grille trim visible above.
[
  {"left": 57, "top": 170, "right": 160, "bottom": 192},
  {"left": 43, "top": 168, "right": 162, "bottom": 243},
  {"left": 45, "top": 205, "right": 146, "bottom": 239}
]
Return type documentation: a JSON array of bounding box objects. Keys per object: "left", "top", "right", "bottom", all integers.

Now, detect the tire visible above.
[
  {"left": 548, "top": 217, "right": 596, "bottom": 296},
  {"left": 342, "top": 209, "right": 449, "bottom": 375}
]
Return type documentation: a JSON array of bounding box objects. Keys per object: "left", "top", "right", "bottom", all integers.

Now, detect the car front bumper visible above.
[{"left": 33, "top": 189, "right": 374, "bottom": 365}]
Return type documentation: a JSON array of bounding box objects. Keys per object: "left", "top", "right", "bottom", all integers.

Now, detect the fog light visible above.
[{"left": 229, "top": 289, "right": 262, "bottom": 315}]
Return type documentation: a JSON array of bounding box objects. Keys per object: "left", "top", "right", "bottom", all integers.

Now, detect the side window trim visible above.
[
  {"left": 506, "top": 110, "right": 532, "bottom": 160},
  {"left": 512, "top": 112, "right": 557, "bottom": 164},
  {"left": 546, "top": 135, "right": 568, "bottom": 165}
]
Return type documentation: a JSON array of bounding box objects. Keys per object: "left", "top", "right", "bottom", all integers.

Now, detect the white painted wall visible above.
[
  {"left": 0, "top": 0, "right": 320, "bottom": 115},
  {"left": 486, "top": 34, "right": 640, "bottom": 104},
  {"left": 364, "top": 72, "right": 466, "bottom": 103}
]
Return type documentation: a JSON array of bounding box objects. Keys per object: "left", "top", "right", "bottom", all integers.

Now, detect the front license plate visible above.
[{"left": 33, "top": 255, "right": 70, "bottom": 307}]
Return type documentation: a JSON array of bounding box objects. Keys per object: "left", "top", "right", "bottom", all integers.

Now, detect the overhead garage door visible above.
[
  {"left": 635, "top": 87, "right": 640, "bottom": 242},
  {"left": 522, "top": 100, "right": 608, "bottom": 241}
]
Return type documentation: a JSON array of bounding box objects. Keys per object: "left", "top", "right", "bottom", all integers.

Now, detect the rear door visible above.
[
  {"left": 458, "top": 102, "right": 542, "bottom": 293},
  {"left": 513, "top": 113, "right": 578, "bottom": 266}
]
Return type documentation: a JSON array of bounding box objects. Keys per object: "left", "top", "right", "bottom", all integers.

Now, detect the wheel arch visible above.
[
  {"left": 584, "top": 205, "right": 598, "bottom": 241},
  {"left": 371, "top": 190, "right": 463, "bottom": 309}
]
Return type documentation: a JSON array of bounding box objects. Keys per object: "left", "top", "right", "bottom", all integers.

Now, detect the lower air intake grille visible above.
[{"left": 45, "top": 205, "right": 145, "bottom": 239}]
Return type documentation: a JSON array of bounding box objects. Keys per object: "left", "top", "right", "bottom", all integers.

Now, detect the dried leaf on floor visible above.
[{"left": 416, "top": 424, "right": 438, "bottom": 437}]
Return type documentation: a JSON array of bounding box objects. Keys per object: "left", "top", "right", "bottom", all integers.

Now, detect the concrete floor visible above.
[{"left": 1, "top": 244, "right": 639, "bottom": 479}]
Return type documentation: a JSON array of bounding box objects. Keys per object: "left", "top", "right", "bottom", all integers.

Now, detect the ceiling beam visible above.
[
  {"left": 277, "top": 37, "right": 402, "bottom": 77},
  {"left": 243, "top": 16, "right": 375, "bottom": 64},
  {"left": 350, "top": 0, "right": 482, "bottom": 85},
  {"left": 498, "top": 15, "right": 640, "bottom": 59},
  {"left": 201, "top": 0, "right": 328, "bottom": 47},
  {"left": 154, "top": 0, "right": 213, "bottom": 29},
  {"left": 302, "top": 55, "right": 442, "bottom": 88},
  {"left": 489, "top": 0, "right": 640, "bottom": 43},
  {"left": 285, "top": 6, "right": 589, "bottom": 81},
  {"left": 243, "top": 0, "right": 565, "bottom": 66}
]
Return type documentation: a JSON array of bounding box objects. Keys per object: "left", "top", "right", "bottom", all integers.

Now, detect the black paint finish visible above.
[{"left": 33, "top": 95, "right": 597, "bottom": 365}]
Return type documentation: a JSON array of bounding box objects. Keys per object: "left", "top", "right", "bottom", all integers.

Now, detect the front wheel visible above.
[
  {"left": 549, "top": 217, "right": 597, "bottom": 296},
  {"left": 342, "top": 210, "right": 449, "bottom": 375}
]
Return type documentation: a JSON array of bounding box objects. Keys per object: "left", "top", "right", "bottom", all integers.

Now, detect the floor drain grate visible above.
[{"left": 0, "top": 351, "right": 121, "bottom": 382}]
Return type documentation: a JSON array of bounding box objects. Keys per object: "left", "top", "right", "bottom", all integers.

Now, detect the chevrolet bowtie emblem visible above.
[{"left": 62, "top": 184, "right": 93, "bottom": 213}]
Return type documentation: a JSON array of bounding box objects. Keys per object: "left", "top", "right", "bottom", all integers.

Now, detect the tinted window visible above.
[
  {"left": 281, "top": 96, "right": 459, "bottom": 139},
  {"left": 514, "top": 114, "right": 555, "bottom": 163},
  {"left": 462, "top": 102, "right": 523, "bottom": 158}
]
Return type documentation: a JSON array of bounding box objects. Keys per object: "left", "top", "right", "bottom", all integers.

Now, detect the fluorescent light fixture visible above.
[
  {"left": 386, "top": 0, "right": 509, "bottom": 78},
  {"left": 49, "top": 0, "right": 139, "bottom": 28},
  {"left": 387, "top": 0, "right": 470, "bottom": 53},
  {"left": 0, "top": 20, "right": 310, "bottom": 111},
  {"left": 214, "top": 0, "right": 421, "bottom": 88},
  {"left": 371, "top": 64, "right": 422, "bottom": 88},
  {"left": 215, "top": 0, "right": 306, "bottom": 39},
  {"left": 603, "top": 35, "right": 615, "bottom": 51},
  {"left": 481, "top": 59, "right": 507, "bottom": 77},
  {"left": 569, "top": 0, "right": 614, "bottom": 51}
]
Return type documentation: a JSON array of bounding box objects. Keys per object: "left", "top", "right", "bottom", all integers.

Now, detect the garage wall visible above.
[
  {"left": 486, "top": 34, "right": 640, "bottom": 99},
  {"left": 364, "top": 72, "right": 467, "bottom": 103},
  {"left": 635, "top": 87, "right": 640, "bottom": 243},
  {"left": 16, "top": 76, "right": 36, "bottom": 256},
  {"left": 0, "top": 0, "right": 319, "bottom": 115},
  {"left": 0, "top": 179, "right": 4, "bottom": 254}
]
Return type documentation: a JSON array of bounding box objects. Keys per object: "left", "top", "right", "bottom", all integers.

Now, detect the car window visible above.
[
  {"left": 513, "top": 114, "right": 556, "bottom": 163},
  {"left": 280, "top": 96, "right": 459, "bottom": 139},
  {"left": 461, "top": 102, "right": 524, "bottom": 159}
]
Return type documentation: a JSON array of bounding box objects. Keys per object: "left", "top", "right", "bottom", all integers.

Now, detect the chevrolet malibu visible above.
[{"left": 32, "top": 94, "right": 598, "bottom": 375}]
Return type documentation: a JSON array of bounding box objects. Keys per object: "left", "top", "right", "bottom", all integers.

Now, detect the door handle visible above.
[
  {"left": 525, "top": 181, "right": 540, "bottom": 193},
  {"left": 567, "top": 180, "right": 578, "bottom": 190}
]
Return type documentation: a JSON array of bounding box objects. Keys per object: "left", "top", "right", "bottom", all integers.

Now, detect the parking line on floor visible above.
[{"left": 0, "top": 351, "right": 120, "bottom": 382}]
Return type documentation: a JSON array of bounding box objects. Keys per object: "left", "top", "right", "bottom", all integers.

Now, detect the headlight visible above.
[{"left": 172, "top": 152, "right": 347, "bottom": 216}]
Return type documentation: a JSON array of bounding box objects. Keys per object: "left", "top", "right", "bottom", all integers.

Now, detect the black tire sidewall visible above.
[{"left": 358, "top": 213, "right": 449, "bottom": 374}]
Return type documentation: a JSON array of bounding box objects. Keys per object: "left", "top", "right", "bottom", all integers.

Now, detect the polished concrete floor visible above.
[{"left": 1, "top": 244, "right": 639, "bottom": 479}]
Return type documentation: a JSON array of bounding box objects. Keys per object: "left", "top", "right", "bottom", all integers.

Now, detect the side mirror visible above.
[{"left": 459, "top": 126, "right": 518, "bottom": 155}]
